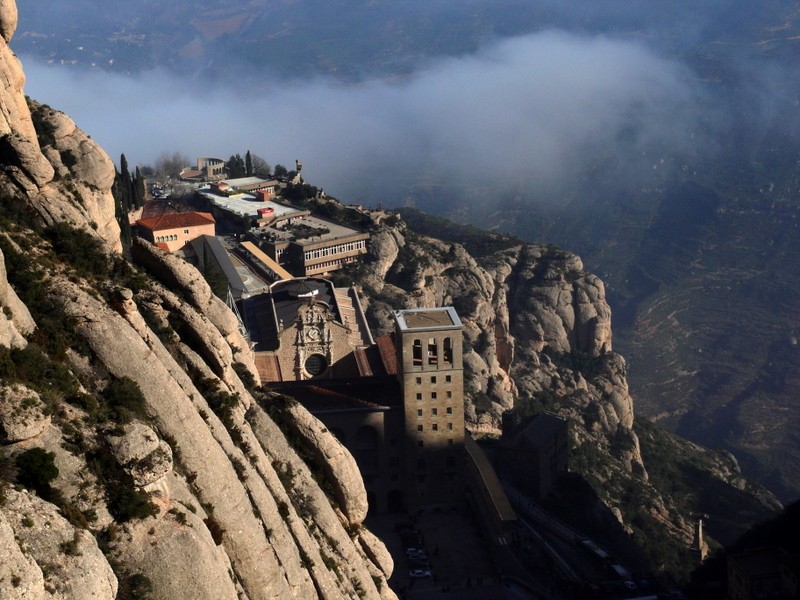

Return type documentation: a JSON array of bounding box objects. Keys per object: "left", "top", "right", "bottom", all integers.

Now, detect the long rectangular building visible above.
[{"left": 196, "top": 182, "right": 368, "bottom": 277}]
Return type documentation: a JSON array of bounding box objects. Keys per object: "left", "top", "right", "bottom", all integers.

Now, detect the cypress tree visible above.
[{"left": 134, "top": 166, "right": 146, "bottom": 208}]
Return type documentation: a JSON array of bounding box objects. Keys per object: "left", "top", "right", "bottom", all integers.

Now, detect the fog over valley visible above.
[
  {"left": 15, "top": 0, "right": 800, "bottom": 209},
  {"left": 21, "top": 30, "right": 713, "bottom": 204}
]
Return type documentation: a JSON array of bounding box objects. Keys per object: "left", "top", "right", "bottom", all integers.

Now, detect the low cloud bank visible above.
[{"left": 18, "top": 29, "right": 777, "bottom": 205}]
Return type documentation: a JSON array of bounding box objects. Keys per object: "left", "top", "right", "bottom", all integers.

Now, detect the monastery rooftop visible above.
[{"left": 395, "top": 307, "right": 462, "bottom": 332}]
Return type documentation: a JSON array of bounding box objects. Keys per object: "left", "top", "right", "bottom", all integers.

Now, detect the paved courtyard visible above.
[{"left": 367, "top": 508, "right": 530, "bottom": 600}]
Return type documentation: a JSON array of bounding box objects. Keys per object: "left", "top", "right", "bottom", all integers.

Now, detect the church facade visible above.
[{"left": 241, "top": 279, "right": 466, "bottom": 514}]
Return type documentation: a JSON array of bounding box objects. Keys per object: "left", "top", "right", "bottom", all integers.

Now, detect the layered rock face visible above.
[
  {"left": 334, "top": 208, "right": 779, "bottom": 558},
  {"left": 358, "top": 217, "right": 643, "bottom": 474},
  {"left": 0, "top": 2, "right": 395, "bottom": 597},
  {"left": 0, "top": 3, "right": 120, "bottom": 252},
  {"left": 0, "top": 239, "right": 395, "bottom": 598}
]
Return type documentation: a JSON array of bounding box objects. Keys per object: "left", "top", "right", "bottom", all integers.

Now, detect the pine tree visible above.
[
  {"left": 245, "top": 150, "right": 253, "bottom": 177},
  {"left": 119, "top": 154, "right": 133, "bottom": 212},
  {"left": 226, "top": 154, "right": 246, "bottom": 178},
  {"left": 112, "top": 170, "right": 133, "bottom": 251}
]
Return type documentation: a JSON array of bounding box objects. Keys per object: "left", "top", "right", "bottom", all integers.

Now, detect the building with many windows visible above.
[
  {"left": 247, "top": 285, "right": 466, "bottom": 514},
  {"left": 135, "top": 211, "right": 216, "bottom": 253},
  {"left": 196, "top": 182, "right": 369, "bottom": 276},
  {"left": 394, "top": 307, "right": 466, "bottom": 510}
]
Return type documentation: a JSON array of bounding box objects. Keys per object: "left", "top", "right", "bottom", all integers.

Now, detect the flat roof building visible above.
[{"left": 196, "top": 183, "right": 368, "bottom": 277}]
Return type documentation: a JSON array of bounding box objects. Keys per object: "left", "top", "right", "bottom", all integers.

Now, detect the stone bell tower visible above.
[{"left": 394, "top": 307, "right": 465, "bottom": 511}]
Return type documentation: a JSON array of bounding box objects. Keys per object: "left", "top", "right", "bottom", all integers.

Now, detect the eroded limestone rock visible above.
[
  {"left": 0, "top": 243, "right": 35, "bottom": 348},
  {"left": 284, "top": 401, "right": 369, "bottom": 526},
  {"left": 0, "top": 384, "right": 49, "bottom": 441},
  {"left": 108, "top": 422, "right": 174, "bottom": 487},
  {"left": 2, "top": 488, "right": 118, "bottom": 600},
  {"left": 108, "top": 506, "right": 239, "bottom": 600},
  {"left": 0, "top": 509, "right": 44, "bottom": 599}
]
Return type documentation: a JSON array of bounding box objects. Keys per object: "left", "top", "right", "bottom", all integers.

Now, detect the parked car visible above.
[{"left": 409, "top": 568, "right": 432, "bottom": 578}]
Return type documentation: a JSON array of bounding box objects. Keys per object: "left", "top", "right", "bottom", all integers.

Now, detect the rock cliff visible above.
[
  {"left": 354, "top": 215, "right": 642, "bottom": 474},
  {"left": 0, "top": 1, "right": 395, "bottom": 597},
  {"left": 321, "top": 204, "right": 782, "bottom": 575}
]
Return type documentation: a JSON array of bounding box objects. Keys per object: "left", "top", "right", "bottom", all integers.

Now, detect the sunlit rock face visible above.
[
  {"left": 0, "top": 1, "right": 396, "bottom": 597},
  {"left": 0, "top": 0, "right": 120, "bottom": 251}
]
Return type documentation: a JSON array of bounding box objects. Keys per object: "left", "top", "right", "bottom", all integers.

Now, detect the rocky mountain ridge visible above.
[
  {"left": 0, "top": 2, "right": 395, "bottom": 597},
  {"left": 322, "top": 203, "right": 783, "bottom": 576}
]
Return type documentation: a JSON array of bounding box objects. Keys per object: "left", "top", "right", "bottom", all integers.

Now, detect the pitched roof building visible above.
[
  {"left": 245, "top": 287, "right": 467, "bottom": 514},
  {"left": 135, "top": 211, "right": 216, "bottom": 253}
]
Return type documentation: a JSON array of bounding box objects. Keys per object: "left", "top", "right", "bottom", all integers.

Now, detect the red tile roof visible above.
[
  {"left": 136, "top": 211, "right": 215, "bottom": 232},
  {"left": 280, "top": 385, "right": 384, "bottom": 411},
  {"left": 376, "top": 333, "right": 398, "bottom": 375}
]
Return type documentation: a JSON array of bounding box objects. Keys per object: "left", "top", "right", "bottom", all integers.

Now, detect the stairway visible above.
[{"left": 334, "top": 288, "right": 365, "bottom": 347}]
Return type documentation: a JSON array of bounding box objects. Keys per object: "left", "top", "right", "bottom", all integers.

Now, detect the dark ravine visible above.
[{"left": 0, "top": 1, "right": 785, "bottom": 597}]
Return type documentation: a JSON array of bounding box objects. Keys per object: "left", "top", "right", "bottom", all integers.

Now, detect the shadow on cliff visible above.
[{"left": 540, "top": 473, "right": 650, "bottom": 573}]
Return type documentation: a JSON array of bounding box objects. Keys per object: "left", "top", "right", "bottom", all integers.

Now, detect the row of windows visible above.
[
  {"left": 305, "top": 257, "right": 349, "bottom": 272},
  {"left": 416, "top": 423, "right": 454, "bottom": 432},
  {"left": 412, "top": 337, "right": 453, "bottom": 366},
  {"left": 416, "top": 375, "right": 452, "bottom": 385},
  {"left": 417, "top": 407, "right": 454, "bottom": 417},
  {"left": 303, "top": 239, "right": 366, "bottom": 261},
  {"left": 154, "top": 229, "right": 191, "bottom": 243},
  {"left": 415, "top": 391, "right": 453, "bottom": 400}
]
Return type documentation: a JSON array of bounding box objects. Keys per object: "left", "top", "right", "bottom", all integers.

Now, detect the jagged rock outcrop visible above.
[
  {"left": 107, "top": 507, "right": 241, "bottom": 600},
  {"left": 131, "top": 239, "right": 259, "bottom": 386},
  {"left": 0, "top": 244, "right": 34, "bottom": 348},
  {"left": 47, "top": 271, "right": 393, "bottom": 599},
  {"left": 108, "top": 422, "right": 173, "bottom": 487},
  {"left": 359, "top": 218, "right": 636, "bottom": 459},
  {"left": 0, "top": 384, "right": 49, "bottom": 441},
  {"left": 0, "top": 2, "right": 120, "bottom": 252},
  {"left": 0, "top": 2, "right": 395, "bottom": 595},
  {"left": 280, "top": 401, "right": 369, "bottom": 526},
  {"left": 1, "top": 488, "right": 118, "bottom": 600},
  {"left": 0, "top": 0, "right": 782, "bottom": 588},
  {"left": 0, "top": 507, "right": 44, "bottom": 599}
]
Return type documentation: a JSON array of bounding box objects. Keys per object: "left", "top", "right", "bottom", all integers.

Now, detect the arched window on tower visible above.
[
  {"left": 412, "top": 339, "right": 422, "bottom": 366},
  {"left": 443, "top": 337, "right": 453, "bottom": 364},
  {"left": 427, "top": 337, "right": 438, "bottom": 365}
]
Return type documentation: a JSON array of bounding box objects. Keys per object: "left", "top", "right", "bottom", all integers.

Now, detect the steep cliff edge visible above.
[
  {"left": 322, "top": 204, "right": 782, "bottom": 576},
  {"left": 0, "top": 2, "right": 395, "bottom": 597}
]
